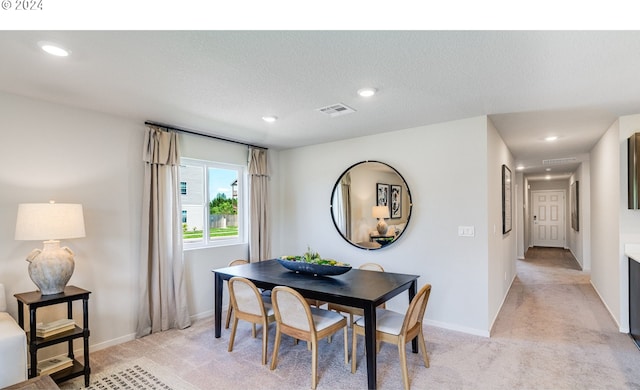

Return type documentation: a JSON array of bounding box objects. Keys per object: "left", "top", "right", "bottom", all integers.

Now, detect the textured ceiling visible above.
[{"left": 1, "top": 31, "right": 639, "bottom": 179}]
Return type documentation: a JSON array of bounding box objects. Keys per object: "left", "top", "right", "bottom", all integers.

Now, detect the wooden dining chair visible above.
[
  {"left": 305, "top": 298, "right": 326, "bottom": 308},
  {"left": 227, "top": 277, "right": 275, "bottom": 365},
  {"left": 351, "top": 283, "right": 432, "bottom": 390},
  {"left": 328, "top": 263, "right": 386, "bottom": 325},
  {"left": 225, "top": 259, "right": 249, "bottom": 329},
  {"left": 270, "top": 286, "right": 349, "bottom": 390}
]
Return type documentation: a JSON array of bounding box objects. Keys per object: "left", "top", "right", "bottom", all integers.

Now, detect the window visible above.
[{"left": 180, "top": 158, "right": 245, "bottom": 248}]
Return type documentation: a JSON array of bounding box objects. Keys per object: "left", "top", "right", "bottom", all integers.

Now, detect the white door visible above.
[{"left": 532, "top": 190, "right": 565, "bottom": 247}]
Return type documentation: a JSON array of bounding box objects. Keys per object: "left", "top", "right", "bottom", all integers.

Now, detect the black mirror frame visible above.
[{"left": 329, "top": 160, "right": 413, "bottom": 250}]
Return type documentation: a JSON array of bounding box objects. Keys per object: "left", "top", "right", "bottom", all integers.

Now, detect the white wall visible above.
[
  {"left": 590, "top": 119, "right": 621, "bottom": 329},
  {"left": 617, "top": 114, "right": 640, "bottom": 332},
  {"left": 0, "top": 91, "right": 145, "bottom": 353},
  {"left": 486, "top": 118, "right": 517, "bottom": 331},
  {"left": 276, "top": 116, "right": 507, "bottom": 335},
  {"left": 578, "top": 113, "right": 640, "bottom": 333},
  {"left": 589, "top": 115, "right": 640, "bottom": 332},
  {"left": 523, "top": 176, "right": 531, "bottom": 252},
  {"left": 568, "top": 162, "right": 591, "bottom": 270},
  {"left": 515, "top": 172, "right": 526, "bottom": 259}
]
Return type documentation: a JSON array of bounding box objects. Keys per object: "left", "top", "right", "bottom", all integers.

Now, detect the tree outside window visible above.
[{"left": 180, "top": 158, "right": 244, "bottom": 247}]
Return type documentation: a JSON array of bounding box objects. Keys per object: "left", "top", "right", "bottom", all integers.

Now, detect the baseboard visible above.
[
  {"left": 90, "top": 332, "right": 137, "bottom": 352},
  {"left": 489, "top": 273, "right": 517, "bottom": 335},
  {"left": 424, "top": 318, "right": 490, "bottom": 338},
  {"left": 190, "top": 310, "right": 213, "bottom": 321},
  {"left": 567, "top": 248, "right": 585, "bottom": 271},
  {"left": 589, "top": 280, "right": 627, "bottom": 333},
  {"left": 86, "top": 310, "right": 217, "bottom": 355}
]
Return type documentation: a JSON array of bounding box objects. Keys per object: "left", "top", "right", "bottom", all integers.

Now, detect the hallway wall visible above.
[
  {"left": 590, "top": 114, "right": 640, "bottom": 332},
  {"left": 617, "top": 114, "right": 640, "bottom": 332},
  {"left": 487, "top": 118, "right": 517, "bottom": 329},
  {"left": 516, "top": 172, "right": 525, "bottom": 259},
  {"left": 568, "top": 162, "right": 591, "bottom": 270},
  {"left": 591, "top": 119, "right": 621, "bottom": 329}
]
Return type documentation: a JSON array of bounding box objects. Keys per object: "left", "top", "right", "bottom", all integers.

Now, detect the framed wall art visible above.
[
  {"left": 571, "top": 181, "right": 579, "bottom": 231},
  {"left": 376, "top": 183, "right": 389, "bottom": 207},
  {"left": 390, "top": 184, "right": 402, "bottom": 218},
  {"left": 502, "top": 164, "right": 512, "bottom": 234}
]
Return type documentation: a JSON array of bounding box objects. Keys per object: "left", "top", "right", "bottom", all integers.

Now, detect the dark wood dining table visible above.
[{"left": 212, "top": 259, "right": 420, "bottom": 389}]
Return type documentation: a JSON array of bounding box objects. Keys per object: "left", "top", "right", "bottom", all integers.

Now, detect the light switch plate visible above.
[{"left": 458, "top": 226, "right": 475, "bottom": 237}]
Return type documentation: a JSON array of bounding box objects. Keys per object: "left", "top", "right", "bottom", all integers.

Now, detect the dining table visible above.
[{"left": 212, "top": 259, "right": 420, "bottom": 389}]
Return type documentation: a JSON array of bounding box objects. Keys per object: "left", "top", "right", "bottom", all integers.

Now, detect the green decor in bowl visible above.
[{"left": 278, "top": 247, "right": 351, "bottom": 276}]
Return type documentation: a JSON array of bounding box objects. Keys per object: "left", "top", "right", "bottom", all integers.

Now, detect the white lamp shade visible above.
[
  {"left": 372, "top": 205, "right": 390, "bottom": 219},
  {"left": 15, "top": 203, "right": 85, "bottom": 241}
]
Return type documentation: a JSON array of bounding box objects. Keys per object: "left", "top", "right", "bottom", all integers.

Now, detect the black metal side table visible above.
[{"left": 14, "top": 286, "right": 91, "bottom": 386}]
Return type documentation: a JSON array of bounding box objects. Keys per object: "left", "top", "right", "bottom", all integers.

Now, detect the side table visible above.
[{"left": 14, "top": 286, "right": 91, "bottom": 387}]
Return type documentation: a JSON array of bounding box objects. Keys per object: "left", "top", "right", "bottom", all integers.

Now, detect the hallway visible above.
[
  {"left": 488, "top": 246, "right": 640, "bottom": 388},
  {"left": 493, "top": 246, "right": 593, "bottom": 341}
]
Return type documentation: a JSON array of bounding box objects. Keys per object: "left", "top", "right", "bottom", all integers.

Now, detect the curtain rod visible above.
[{"left": 145, "top": 121, "right": 268, "bottom": 150}]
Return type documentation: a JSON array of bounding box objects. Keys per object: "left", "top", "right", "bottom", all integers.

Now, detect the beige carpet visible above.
[{"left": 61, "top": 247, "right": 640, "bottom": 389}]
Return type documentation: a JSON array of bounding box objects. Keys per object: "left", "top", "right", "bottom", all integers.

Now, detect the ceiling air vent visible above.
[
  {"left": 542, "top": 157, "right": 577, "bottom": 165},
  {"left": 316, "top": 103, "right": 356, "bottom": 117}
]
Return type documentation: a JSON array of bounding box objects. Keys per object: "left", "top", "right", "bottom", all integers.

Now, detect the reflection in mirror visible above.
[{"left": 330, "top": 161, "right": 412, "bottom": 250}]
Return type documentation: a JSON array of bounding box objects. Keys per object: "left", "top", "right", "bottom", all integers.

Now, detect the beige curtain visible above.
[
  {"left": 137, "top": 126, "right": 191, "bottom": 337},
  {"left": 338, "top": 172, "right": 352, "bottom": 239},
  {"left": 248, "top": 148, "right": 270, "bottom": 261}
]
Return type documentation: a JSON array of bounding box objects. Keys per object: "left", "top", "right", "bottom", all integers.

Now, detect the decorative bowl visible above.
[{"left": 277, "top": 258, "right": 352, "bottom": 276}]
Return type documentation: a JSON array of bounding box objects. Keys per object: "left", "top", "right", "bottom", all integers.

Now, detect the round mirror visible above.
[{"left": 330, "top": 161, "right": 412, "bottom": 250}]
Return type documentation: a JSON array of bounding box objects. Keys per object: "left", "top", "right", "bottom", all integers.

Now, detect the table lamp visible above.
[
  {"left": 372, "top": 205, "right": 390, "bottom": 235},
  {"left": 15, "top": 201, "right": 85, "bottom": 295}
]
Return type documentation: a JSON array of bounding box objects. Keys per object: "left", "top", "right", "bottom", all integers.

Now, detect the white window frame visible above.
[{"left": 180, "top": 157, "right": 247, "bottom": 250}]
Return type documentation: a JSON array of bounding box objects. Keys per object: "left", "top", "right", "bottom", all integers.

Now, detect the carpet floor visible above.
[{"left": 60, "top": 247, "right": 640, "bottom": 389}]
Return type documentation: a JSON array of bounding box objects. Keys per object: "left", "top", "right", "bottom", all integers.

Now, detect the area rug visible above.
[{"left": 62, "top": 358, "right": 198, "bottom": 390}]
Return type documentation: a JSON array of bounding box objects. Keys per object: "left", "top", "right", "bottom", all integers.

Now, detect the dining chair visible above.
[
  {"left": 351, "top": 283, "right": 432, "bottom": 390},
  {"left": 305, "top": 298, "right": 326, "bottom": 308},
  {"left": 225, "top": 259, "right": 249, "bottom": 329},
  {"left": 227, "top": 277, "right": 275, "bottom": 365},
  {"left": 270, "top": 286, "right": 349, "bottom": 390},
  {"left": 327, "top": 263, "right": 386, "bottom": 325}
]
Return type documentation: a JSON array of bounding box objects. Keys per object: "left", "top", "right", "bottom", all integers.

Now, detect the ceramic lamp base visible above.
[
  {"left": 376, "top": 219, "right": 388, "bottom": 235},
  {"left": 26, "top": 240, "right": 75, "bottom": 295}
]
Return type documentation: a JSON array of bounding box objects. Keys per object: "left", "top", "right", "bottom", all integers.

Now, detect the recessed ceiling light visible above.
[
  {"left": 516, "top": 165, "right": 525, "bottom": 170},
  {"left": 357, "top": 87, "right": 377, "bottom": 97},
  {"left": 545, "top": 175, "right": 551, "bottom": 180},
  {"left": 262, "top": 116, "right": 278, "bottom": 123},
  {"left": 545, "top": 168, "right": 552, "bottom": 172},
  {"left": 38, "top": 41, "right": 70, "bottom": 57},
  {"left": 545, "top": 136, "right": 558, "bottom": 142}
]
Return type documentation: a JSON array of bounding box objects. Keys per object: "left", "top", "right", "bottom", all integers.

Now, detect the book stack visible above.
[
  {"left": 37, "top": 356, "right": 73, "bottom": 376},
  {"left": 35, "top": 319, "right": 76, "bottom": 338}
]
